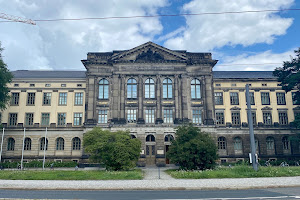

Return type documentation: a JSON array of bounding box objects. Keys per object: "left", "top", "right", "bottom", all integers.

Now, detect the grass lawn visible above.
[
  {"left": 0, "top": 169, "right": 143, "bottom": 180},
  {"left": 166, "top": 166, "right": 300, "bottom": 179}
]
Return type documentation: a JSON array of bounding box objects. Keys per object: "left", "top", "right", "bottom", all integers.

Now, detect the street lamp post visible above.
[{"left": 245, "top": 84, "right": 258, "bottom": 171}]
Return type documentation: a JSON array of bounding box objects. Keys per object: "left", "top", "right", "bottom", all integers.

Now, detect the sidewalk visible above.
[{"left": 0, "top": 167, "right": 300, "bottom": 190}]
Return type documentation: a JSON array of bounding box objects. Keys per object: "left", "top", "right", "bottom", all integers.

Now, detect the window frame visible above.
[
  {"left": 99, "top": 79, "right": 109, "bottom": 99},
  {"left": 230, "top": 92, "right": 239, "bottom": 105},
  {"left": 144, "top": 78, "right": 155, "bottom": 99},
  {"left": 214, "top": 92, "right": 223, "bottom": 105},
  {"left": 58, "top": 92, "right": 67, "bottom": 105},
  {"left": 163, "top": 78, "right": 173, "bottom": 99},
  {"left": 191, "top": 79, "right": 201, "bottom": 99},
  {"left": 127, "top": 78, "right": 137, "bottom": 99},
  {"left": 261, "top": 92, "right": 270, "bottom": 105},
  {"left": 43, "top": 92, "right": 52, "bottom": 105}
]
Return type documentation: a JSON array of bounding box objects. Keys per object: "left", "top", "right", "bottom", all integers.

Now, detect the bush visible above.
[
  {"left": 83, "top": 128, "right": 141, "bottom": 171},
  {"left": 0, "top": 160, "right": 78, "bottom": 168},
  {"left": 167, "top": 124, "right": 218, "bottom": 170}
]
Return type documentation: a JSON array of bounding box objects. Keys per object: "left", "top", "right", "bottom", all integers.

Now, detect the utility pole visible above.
[
  {"left": 0, "top": 13, "right": 36, "bottom": 25},
  {"left": 245, "top": 84, "right": 258, "bottom": 171}
]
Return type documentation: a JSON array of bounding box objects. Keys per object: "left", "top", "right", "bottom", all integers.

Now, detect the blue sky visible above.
[{"left": 0, "top": 0, "right": 299, "bottom": 71}]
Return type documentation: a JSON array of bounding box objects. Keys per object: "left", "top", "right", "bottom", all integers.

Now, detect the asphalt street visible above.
[{"left": 0, "top": 187, "right": 300, "bottom": 200}]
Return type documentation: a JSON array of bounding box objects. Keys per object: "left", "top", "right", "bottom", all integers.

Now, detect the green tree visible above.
[
  {"left": 273, "top": 48, "right": 300, "bottom": 128},
  {"left": 167, "top": 124, "right": 218, "bottom": 170},
  {"left": 83, "top": 128, "right": 141, "bottom": 171},
  {"left": 0, "top": 42, "right": 13, "bottom": 110}
]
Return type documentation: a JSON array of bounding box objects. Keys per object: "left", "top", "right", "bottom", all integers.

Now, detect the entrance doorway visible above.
[
  {"left": 146, "top": 145, "right": 156, "bottom": 165},
  {"left": 165, "top": 145, "right": 170, "bottom": 164}
]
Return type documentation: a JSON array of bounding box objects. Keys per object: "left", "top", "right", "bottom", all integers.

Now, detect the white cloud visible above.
[
  {"left": 214, "top": 49, "right": 296, "bottom": 71},
  {"left": 0, "top": 0, "right": 168, "bottom": 70},
  {"left": 164, "top": 0, "right": 294, "bottom": 51}
]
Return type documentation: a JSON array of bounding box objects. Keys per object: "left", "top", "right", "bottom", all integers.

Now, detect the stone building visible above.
[{"left": 0, "top": 42, "right": 299, "bottom": 165}]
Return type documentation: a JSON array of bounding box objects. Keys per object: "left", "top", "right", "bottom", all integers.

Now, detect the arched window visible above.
[
  {"left": 218, "top": 137, "right": 226, "bottom": 150},
  {"left": 127, "top": 78, "right": 137, "bottom": 99},
  {"left": 191, "top": 79, "right": 201, "bottom": 99},
  {"left": 24, "top": 138, "right": 31, "bottom": 151},
  {"left": 145, "top": 78, "right": 155, "bottom": 98},
  {"left": 7, "top": 138, "right": 15, "bottom": 151},
  {"left": 56, "top": 137, "right": 65, "bottom": 150},
  {"left": 163, "top": 78, "right": 172, "bottom": 99},
  {"left": 99, "top": 79, "right": 109, "bottom": 99},
  {"left": 282, "top": 136, "right": 289, "bottom": 150},
  {"left": 266, "top": 137, "right": 275, "bottom": 150},
  {"left": 164, "top": 134, "right": 174, "bottom": 142},
  {"left": 233, "top": 137, "right": 242, "bottom": 150},
  {"left": 146, "top": 134, "right": 155, "bottom": 142},
  {"left": 130, "top": 134, "right": 136, "bottom": 139},
  {"left": 72, "top": 137, "right": 81, "bottom": 150},
  {"left": 40, "top": 137, "right": 48, "bottom": 151}
]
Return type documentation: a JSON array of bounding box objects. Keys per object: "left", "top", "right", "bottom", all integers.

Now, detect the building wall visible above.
[{"left": 0, "top": 42, "right": 299, "bottom": 165}]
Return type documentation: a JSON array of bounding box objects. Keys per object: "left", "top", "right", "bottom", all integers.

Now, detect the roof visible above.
[
  {"left": 11, "top": 70, "right": 276, "bottom": 79},
  {"left": 12, "top": 70, "right": 86, "bottom": 79},
  {"left": 213, "top": 71, "right": 275, "bottom": 79}
]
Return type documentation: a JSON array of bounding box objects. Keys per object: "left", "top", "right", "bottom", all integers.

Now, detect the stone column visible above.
[
  {"left": 137, "top": 75, "right": 145, "bottom": 124},
  {"left": 119, "top": 75, "right": 126, "bottom": 124},
  {"left": 86, "top": 76, "right": 96, "bottom": 125},
  {"left": 111, "top": 74, "right": 120, "bottom": 123},
  {"left": 174, "top": 75, "right": 180, "bottom": 123},
  {"left": 181, "top": 75, "right": 189, "bottom": 122},
  {"left": 156, "top": 75, "right": 163, "bottom": 124},
  {"left": 204, "top": 75, "right": 214, "bottom": 125}
]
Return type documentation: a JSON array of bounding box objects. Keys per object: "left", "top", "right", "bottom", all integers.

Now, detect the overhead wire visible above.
[{"left": 0, "top": 8, "right": 299, "bottom": 23}]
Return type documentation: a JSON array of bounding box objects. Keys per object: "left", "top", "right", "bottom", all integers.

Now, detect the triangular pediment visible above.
[{"left": 111, "top": 41, "right": 187, "bottom": 62}]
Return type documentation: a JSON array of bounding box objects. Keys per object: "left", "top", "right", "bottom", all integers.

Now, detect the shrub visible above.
[
  {"left": 83, "top": 128, "right": 141, "bottom": 171},
  {"left": 167, "top": 124, "right": 218, "bottom": 170}
]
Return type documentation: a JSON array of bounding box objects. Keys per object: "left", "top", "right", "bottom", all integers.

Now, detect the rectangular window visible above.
[
  {"left": 29, "top": 84, "right": 35, "bottom": 87},
  {"left": 41, "top": 113, "right": 50, "bottom": 126},
  {"left": 230, "top": 92, "right": 239, "bottom": 105},
  {"left": 58, "top": 93, "right": 67, "bottom": 105},
  {"left": 145, "top": 109, "right": 155, "bottom": 123},
  {"left": 276, "top": 93, "right": 286, "bottom": 105},
  {"left": 216, "top": 112, "right": 224, "bottom": 125},
  {"left": 216, "top": 83, "right": 221, "bottom": 86},
  {"left": 231, "top": 83, "right": 236, "bottom": 87},
  {"left": 262, "top": 83, "right": 267, "bottom": 86},
  {"left": 261, "top": 92, "right": 270, "bottom": 105},
  {"left": 74, "top": 113, "right": 83, "bottom": 126},
  {"left": 27, "top": 93, "right": 35, "bottom": 105},
  {"left": 246, "top": 92, "right": 255, "bottom": 105},
  {"left": 192, "top": 110, "right": 202, "bottom": 124},
  {"left": 263, "top": 112, "right": 272, "bottom": 125},
  {"left": 57, "top": 113, "right": 66, "bottom": 126},
  {"left": 231, "top": 112, "right": 240, "bottom": 126},
  {"left": 77, "top": 84, "right": 82, "bottom": 87},
  {"left": 25, "top": 113, "right": 34, "bottom": 126},
  {"left": 45, "top": 84, "right": 51, "bottom": 87},
  {"left": 14, "top": 83, "right": 19, "bottom": 87},
  {"left": 164, "top": 109, "right": 173, "bottom": 124},
  {"left": 43, "top": 93, "right": 51, "bottom": 105},
  {"left": 9, "top": 113, "right": 18, "bottom": 126},
  {"left": 214, "top": 92, "right": 223, "bottom": 105},
  {"left": 127, "top": 109, "right": 137, "bottom": 123},
  {"left": 278, "top": 112, "right": 288, "bottom": 125},
  {"left": 61, "top": 84, "right": 66, "bottom": 87},
  {"left": 292, "top": 92, "right": 299, "bottom": 105},
  {"left": 248, "top": 112, "right": 256, "bottom": 125},
  {"left": 74, "top": 92, "right": 83, "bottom": 105},
  {"left": 98, "top": 110, "right": 108, "bottom": 123},
  {"left": 10, "top": 93, "right": 19, "bottom": 106}
]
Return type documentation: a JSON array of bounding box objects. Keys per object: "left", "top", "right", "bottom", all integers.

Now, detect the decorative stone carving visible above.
[{"left": 135, "top": 48, "right": 164, "bottom": 62}]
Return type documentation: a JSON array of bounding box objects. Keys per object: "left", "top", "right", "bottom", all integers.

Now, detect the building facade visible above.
[{"left": 0, "top": 42, "right": 299, "bottom": 165}]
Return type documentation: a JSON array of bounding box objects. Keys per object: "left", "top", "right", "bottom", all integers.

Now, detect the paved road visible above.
[{"left": 0, "top": 187, "right": 300, "bottom": 199}]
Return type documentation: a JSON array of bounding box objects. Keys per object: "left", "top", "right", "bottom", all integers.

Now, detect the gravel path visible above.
[{"left": 142, "top": 167, "right": 175, "bottom": 180}]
